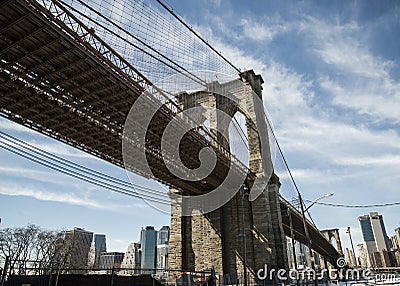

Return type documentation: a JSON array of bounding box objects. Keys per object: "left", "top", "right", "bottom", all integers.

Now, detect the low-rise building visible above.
[{"left": 99, "top": 252, "right": 125, "bottom": 272}]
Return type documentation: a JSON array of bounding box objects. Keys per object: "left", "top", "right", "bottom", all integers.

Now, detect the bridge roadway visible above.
[{"left": 0, "top": 0, "right": 340, "bottom": 263}]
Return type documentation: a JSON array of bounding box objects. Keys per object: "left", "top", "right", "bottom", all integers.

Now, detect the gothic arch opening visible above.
[
  {"left": 330, "top": 236, "right": 339, "bottom": 251},
  {"left": 228, "top": 112, "right": 249, "bottom": 168}
]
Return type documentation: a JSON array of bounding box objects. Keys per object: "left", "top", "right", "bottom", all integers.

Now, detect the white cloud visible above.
[
  {"left": 0, "top": 185, "right": 106, "bottom": 209},
  {"left": 334, "top": 154, "right": 400, "bottom": 167},
  {"left": 277, "top": 115, "right": 400, "bottom": 152},
  {"left": 0, "top": 183, "right": 148, "bottom": 211},
  {"left": 240, "top": 17, "right": 288, "bottom": 42},
  {"left": 320, "top": 76, "right": 400, "bottom": 123},
  {"left": 298, "top": 16, "right": 400, "bottom": 122},
  {"left": 278, "top": 168, "right": 346, "bottom": 184},
  {"left": 0, "top": 166, "right": 80, "bottom": 186},
  {"left": 262, "top": 61, "right": 314, "bottom": 111},
  {"left": 318, "top": 40, "right": 393, "bottom": 78},
  {"left": 303, "top": 17, "right": 390, "bottom": 78},
  {"left": 194, "top": 24, "right": 267, "bottom": 73}
]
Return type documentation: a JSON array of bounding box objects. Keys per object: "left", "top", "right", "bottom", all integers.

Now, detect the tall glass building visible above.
[
  {"left": 358, "top": 212, "right": 390, "bottom": 267},
  {"left": 140, "top": 226, "right": 158, "bottom": 274},
  {"left": 156, "top": 226, "right": 170, "bottom": 277},
  {"left": 359, "top": 212, "right": 390, "bottom": 250},
  {"left": 64, "top": 227, "right": 94, "bottom": 272},
  {"left": 92, "top": 234, "right": 107, "bottom": 268},
  {"left": 157, "top": 226, "right": 170, "bottom": 245}
]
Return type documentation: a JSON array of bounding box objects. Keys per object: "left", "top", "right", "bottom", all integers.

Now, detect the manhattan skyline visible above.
[{"left": 1, "top": 0, "right": 400, "bottom": 255}]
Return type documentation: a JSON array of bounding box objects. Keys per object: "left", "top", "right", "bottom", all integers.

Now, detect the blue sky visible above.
[{"left": 1, "top": 0, "right": 400, "bottom": 256}]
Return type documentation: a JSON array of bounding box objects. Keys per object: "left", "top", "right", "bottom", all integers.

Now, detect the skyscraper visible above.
[
  {"left": 156, "top": 226, "right": 170, "bottom": 276},
  {"left": 286, "top": 238, "right": 295, "bottom": 269},
  {"left": 89, "top": 234, "right": 107, "bottom": 268},
  {"left": 358, "top": 212, "right": 390, "bottom": 267},
  {"left": 294, "top": 240, "right": 308, "bottom": 268},
  {"left": 140, "top": 226, "right": 158, "bottom": 274},
  {"left": 357, "top": 243, "right": 368, "bottom": 268},
  {"left": 157, "top": 226, "right": 170, "bottom": 245},
  {"left": 390, "top": 235, "right": 399, "bottom": 250},
  {"left": 64, "top": 227, "right": 94, "bottom": 272},
  {"left": 345, "top": 248, "right": 356, "bottom": 267},
  {"left": 156, "top": 245, "right": 168, "bottom": 271},
  {"left": 394, "top": 227, "right": 400, "bottom": 250}
]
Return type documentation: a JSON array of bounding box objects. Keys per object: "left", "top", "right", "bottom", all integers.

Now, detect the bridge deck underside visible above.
[
  {"left": 0, "top": 0, "right": 234, "bottom": 194},
  {"left": 280, "top": 200, "right": 340, "bottom": 263},
  {"left": 0, "top": 0, "right": 339, "bottom": 260}
]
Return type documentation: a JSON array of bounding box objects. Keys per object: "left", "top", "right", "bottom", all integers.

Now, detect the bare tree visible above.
[
  {"left": 0, "top": 224, "right": 39, "bottom": 275},
  {"left": 31, "top": 230, "right": 65, "bottom": 274},
  {"left": 0, "top": 225, "right": 65, "bottom": 275}
]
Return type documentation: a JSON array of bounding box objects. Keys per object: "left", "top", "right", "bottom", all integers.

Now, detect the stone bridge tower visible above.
[
  {"left": 321, "top": 228, "right": 344, "bottom": 256},
  {"left": 168, "top": 70, "right": 288, "bottom": 284}
]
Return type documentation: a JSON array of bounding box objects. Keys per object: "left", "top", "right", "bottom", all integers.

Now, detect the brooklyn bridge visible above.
[{"left": 0, "top": 0, "right": 341, "bottom": 284}]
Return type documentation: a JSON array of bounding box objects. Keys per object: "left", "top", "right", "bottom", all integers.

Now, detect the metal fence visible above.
[
  {"left": 1, "top": 259, "right": 366, "bottom": 286},
  {"left": 0, "top": 259, "right": 218, "bottom": 286}
]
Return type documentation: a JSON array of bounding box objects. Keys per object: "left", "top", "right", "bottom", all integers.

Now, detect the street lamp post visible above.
[
  {"left": 298, "top": 194, "right": 317, "bottom": 286},
  {"left": 241, "top": 186, "right": 248, "bottom": 286},
  {"left": 288, "top": 210, "right": 299, "bottom": 286},
  {"left": 238, "top": 186, "right": 247, "bottom": 286},
  {"left": 298, "top": 193, "right": 334, "bottom": 286},
  {"left": 304, "top": 193, "right": 334, "bottom": 213},
  {"left": 346, "top": 227, "right": 357, "bottom": 267}
]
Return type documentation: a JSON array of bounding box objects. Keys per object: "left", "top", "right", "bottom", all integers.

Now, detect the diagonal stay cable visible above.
[
  {"left": 0, "top": 141, "right": 170, "bottom": 205},
  {"left": 155, "top": 0, "right": 241, "bottom": 74},
  {"left": 63, "top": 0, "right": 207, "bottom": 87},
  {"left": 0, "top": 131, "right": 169, "bottom": 198},
  {"left": 0, "top": 136, "right": 170, "bottom": 205}
]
